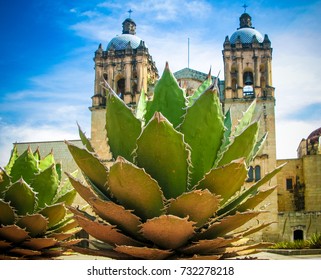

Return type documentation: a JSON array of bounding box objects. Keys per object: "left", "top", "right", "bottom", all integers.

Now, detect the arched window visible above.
[
  {"left": 255, "top": 165, "right": 261, "bottom": 182},
  {"left": 247, "top": 166, "right": 254, "bottom": 182},
  {"left": 117, "top": 78, "right": 125, "bottom": 99}
]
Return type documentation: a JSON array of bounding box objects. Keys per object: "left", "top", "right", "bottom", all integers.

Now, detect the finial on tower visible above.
[
  {"left": 128, "top": 9, "right": 133, "bottom": 18},
  {"left": 242, "top": 4, "right": 248, "bottom": 13}
]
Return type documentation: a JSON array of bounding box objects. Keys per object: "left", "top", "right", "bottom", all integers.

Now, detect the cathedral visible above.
[{"left": 15, "top": 12, "right": 321, "bottom": 243}]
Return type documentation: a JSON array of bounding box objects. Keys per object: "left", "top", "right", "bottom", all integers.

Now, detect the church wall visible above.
[
  {"left": 303, "top": 154, "right": 321, "bottom": 211},
  {"left": 90, "top": 109, "right": 112, "bottom": 162},
  {"left": 278, "top": 211, "right": 321, "bottom": 241}
]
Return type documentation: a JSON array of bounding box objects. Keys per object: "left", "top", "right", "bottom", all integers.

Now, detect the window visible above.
[
  {"left": 286, "top": 178, "right": 293, "bottom": 190},
  {"left": 246, "top": 166, "right": 254, "bottom": 182},
  {"left": 254, "top": 165, "right": 261, "bottom": 182}
]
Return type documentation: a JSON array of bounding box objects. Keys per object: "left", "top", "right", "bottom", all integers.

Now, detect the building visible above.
[{"left": 13, "top": 12, "right": 320, "bottom": 242}]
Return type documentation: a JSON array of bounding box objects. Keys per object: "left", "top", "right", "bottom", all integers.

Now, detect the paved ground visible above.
[{"left": 58, "top": 251, "right": 321, "bottom": 260}]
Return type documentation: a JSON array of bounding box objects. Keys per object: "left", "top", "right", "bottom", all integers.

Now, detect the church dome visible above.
[
  {"left": 307, "top": 127, "right": 321, "bottom": 143},
  {"left": 107, "top": 34, "right": 143, "bottom": 51},
  {"left": 230, "top": 28, "right": 264, "bottom": 44},
  {"left": 230, "top": 12, "right": 264, "bottom": 44}
]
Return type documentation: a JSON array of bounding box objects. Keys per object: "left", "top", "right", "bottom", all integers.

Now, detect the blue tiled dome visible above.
[
  {"left": 107, "top": 34, "right": 143, "bottom": 51},
  {"left": 230, "top": 28, "right": 264, "bottom": 44}
]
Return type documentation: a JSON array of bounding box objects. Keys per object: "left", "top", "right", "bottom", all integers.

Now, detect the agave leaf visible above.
[
  {"left": 0, "top": 225, "right": 29, "bottom": 243},
  {"left": 33, "top": 147, "right": 41, "bottom": 161},
  {"left": 108, "top": 157, "right": 164, "bottom": 220},
  {"left": 180, "top": 254, "right": 222, "bottom": 260},
  {"left": 4, "top": 145, "right": 18, "bottom": 175},
  {"left": 217, "top": 122, "right": 259, "bottom": 167},
  {"left": 250, "top": 132, "right": 268, "bottom": 161},
  {"left": 187, "top": 71, "right": 212, "bottom": 106},
  {"left": 0, "top": 200, "right": 15, "bottom": 225},
  {"left": 78, "top": 122, "right": 95, "bottom": 153},
  {"left": 0, "top": 240, "right": 11, "bottom": 249},
  {"left": 136, "top": 112, "right": 189, "bottom": 199},
  {"left": 10, "top": 146, "right": 38, "bottom": 184},
  {"left": 30, "top": 164, "right": 59, "bottom": 210},
  {"left": 179, "top": 236, "right": 240, "bottom": 255},
  {"left": 218, "top": 163, "right": 286, "bottom": 216},
  {"left": 141, "top": 215, "right": 195, "bottom": 249},
  {"left": 236, "top": 186, "right": 277, "bottom": 212},
  {"left": 198, "top": 211, "right": 261, "bottom": 240},
  {"left": 8, "top": 247, "right": 42, "bottom": 257},
  {"left": 241, "top": 222, "right": 274, "bottom": 237},
  {"left": 39, "top": 151, "right": 55, "bottom": 171},
  {"left": 195, "top": 158, "right": 247, "bottom": 204},
  {"left": 105, "top": 89, "right": 142, "bottom": 162},
  {"left": 39, "top": 203, "right": 66, "bottom": 229},
  {"left": 0, "top": 168, "right": 11, "bottom": 197},
  {"left": 179, "top": 89, "right": 225, "bottom": 187},
  {"left": 144, "top": 63, "right": 186, "bottom": 127},
  {"left": 90, "top": 197, "right": 142, "bottom": 240},
  {"left": 54, "top": 170, "right": 78, "bottom": 205},
  {"left": 71, "top": 209, "right": 142, "bottom": 247},
  {"left": 66, "top": 141, "right": 109, "bottom": 196},
  {"left": 135, "top": 87, "right": 147, "bottom": 123},
  {"left": 4, "top": 179, "right": 36, "bottom": 215},
  {"left": 16, "top": 214, "right": 48, "bottom": 237},
  {"left": 22, "top": 237, "right": 58, "bottom": 250},
  {"left": 115, "top": 245, "right": 173, "bottom": 260},
  {"left": 234, "top": 99, "right": 256, "bottom": 136},
  {"left": 167, "top": 189, "right": 220, "bottom": 227},
  {"left": 66, "top": 173, "right": 98, "bottom": 203}
]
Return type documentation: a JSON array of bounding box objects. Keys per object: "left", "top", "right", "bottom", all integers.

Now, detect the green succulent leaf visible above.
[
  {"left": 187, "top": 71, "right": 212, "bottom": 107},
  {"left": 234, "top": 99, "right": 256, "bottom": 136},
  {"left": 39, "top": 203, "right": 66, "bottom": 229},
  {"left": 4, "top": 179, "right": 36, "bottom": 215},
  {"left": 16, "top": 214, "right": 48, "bottom": 237},
  {"left": 0, "top": 200, "right": 16, "bottom": 225},
  {"left": 9, "top": 146, "right": 38, "bottom": 184},
  {"left": 179, "top": 89, "right": 225, "bottom": 187},
  {"left": 217, "top": 122, "right": 259, "bottom": 167},
  {"left": 54, "top": 172, "right": 78, "bottom": 205},
  {"left": 30, "top": 164, "right": 59, "bottom": 210},
  {"left": 196, "top": 158, "right": 248, "bottom": 204},
  {"left": 0, "top": 225, "right": 30, "bottom": 243},
  {"left": 250, "top": 132, "right": 268, "bottom": 161},
  {"left": 141, "top": 215, "right": 195, "bottom": 249},
  {"left": 115, "top": 245, "right": 173, "bottom": 260},
  {"left": 70, "top": 208, "right": 142, "bottom": 247},
  {"left": 179, "top": 237, "right": 239, "bottom": 255},
  {"left": 236, "top": 186, "right": 277, "bottom": 212},
  {"left": 108, "top": 157, "right": 164, "bottom": 220},
  {"left": 0, "top": 168, "right": 11, "bottom": 197},
  {"left": 144, "top": 63, "right": 186, "bottom": 127},
  {"left": 167, "top": 189, "right": 220, "bottom": 227},
  {"left": 106, "top": 90, "right": 141, "bottom": 162},
  {"left": 135, "top": 87, "right": 147, "bottom": 123},
  {"left": 78, "top": 123, "right": 95, "bottom": 153},
  {"left": 22, "top": 238, "right": 58, "bottom": 250},
  {"left": 39, "top": 151, "right": 55, "bottom": 171},
  {"left": 218, "top": 163, "right": 286, "bottom": 216},
  {"left": 135, "top": 112, "right": 189, "bottom": 199},
  {"left": 4, "top": 145, "right": 18, "bottom": 175},
  {"left": 198, "top": 211, "right": 261, "bottom": 240},
  {"left": 66, "top": 141, "right": 109, "bottom": 197}
]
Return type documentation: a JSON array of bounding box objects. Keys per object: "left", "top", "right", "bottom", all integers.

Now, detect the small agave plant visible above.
[
  {"left": 0, "top": 146, "right": 81, "bottom": 259},
  {"left": 66, "top": 63, "right": 285, "bottom": 259}
]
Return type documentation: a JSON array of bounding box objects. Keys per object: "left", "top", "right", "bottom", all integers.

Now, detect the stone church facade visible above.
[{"left": 15, "top": 12, "right": 321, "bottom": 242}]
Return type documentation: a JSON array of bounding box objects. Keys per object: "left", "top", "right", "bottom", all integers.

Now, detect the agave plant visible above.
[
  {"left": 66, "top": 63, "right": 285, "bottom": 259},
  {"left": 0, "top": 146, "right": 81, "bottom": 259}
]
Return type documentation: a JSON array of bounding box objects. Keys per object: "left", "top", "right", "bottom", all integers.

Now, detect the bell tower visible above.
[
  {"left": 90, "top": 17, "right": 158, "bottom": 161},
  {"left": 222, "top": 12, "right": 278, "bottom": 241}
]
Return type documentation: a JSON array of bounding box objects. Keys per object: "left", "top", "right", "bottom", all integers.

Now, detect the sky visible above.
[{"left": 0, "top": 0, "right": 321, "bottom": 166}]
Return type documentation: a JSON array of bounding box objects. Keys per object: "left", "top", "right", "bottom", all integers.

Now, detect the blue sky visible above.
[{"left": 1, "top": 0, "right": 321, "bottom": 166}]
